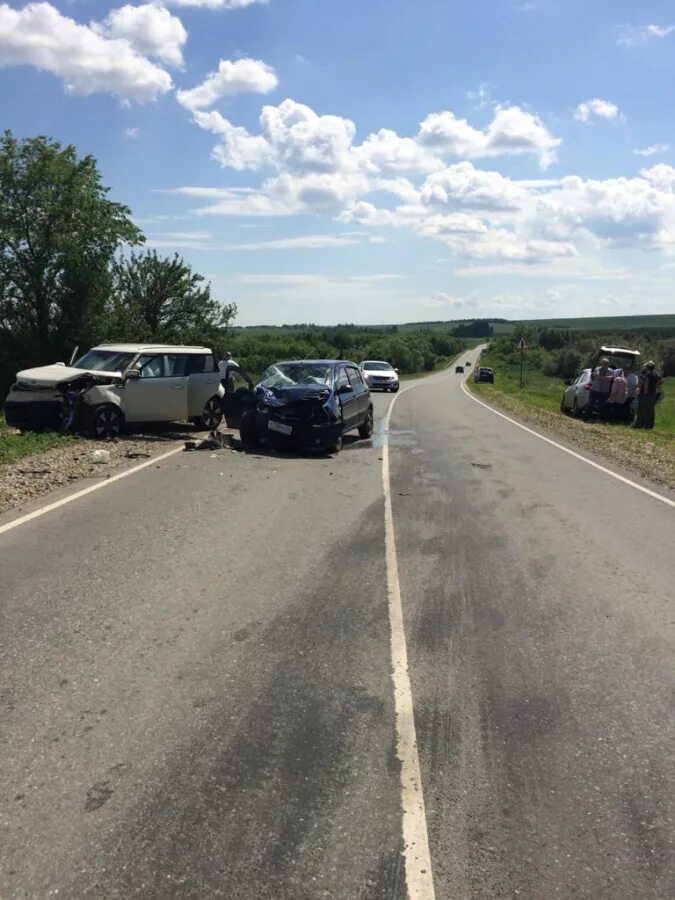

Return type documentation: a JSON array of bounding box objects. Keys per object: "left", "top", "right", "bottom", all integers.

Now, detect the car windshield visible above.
[
  {"left": 73, "top": 349, "right": 135, "bottom": 372},
  {"left": 362, "top": 361, "right": 391, "bottom": 371},
  {"left": 260, "top": 362, "right": 332, "bottom": 388}
]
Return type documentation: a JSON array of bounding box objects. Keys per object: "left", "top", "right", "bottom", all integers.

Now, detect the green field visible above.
[
  {"left": 491, "top": 314, "right": 675, "bottom": 336},
  {"left": 472, "top": 351, "right": 674, "bottom": 448},
  {"left": 0, "top": 414, "right": 76, "bottom": 466}
]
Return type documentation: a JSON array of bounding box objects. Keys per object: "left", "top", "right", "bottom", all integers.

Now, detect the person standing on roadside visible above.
[
  {"left": 634, "top": 362, "right": 663, "bottom": 429},
  {"left": 624, "top": 367, "right": 639, "bottom": 422},
  {"left": 219, "top": 351, "right": 240, "bottom": 394},
  {"left": 606, "top": 368, "right": 628, "bottom": 423},
  {"left": 589, "top": 357, "right": 613, "bottom": 418}
]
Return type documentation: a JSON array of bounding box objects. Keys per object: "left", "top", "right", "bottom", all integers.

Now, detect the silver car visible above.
[
  {"left": 359, "top": 360, "right": 399, "bottom": 392},
  {"left": 560, "top": 368, "right": 593, "bottom": 416}
]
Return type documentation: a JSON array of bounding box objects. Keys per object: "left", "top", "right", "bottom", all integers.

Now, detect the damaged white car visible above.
[{"left": 4, "top": 344, "right": 223, "bottom": 439}]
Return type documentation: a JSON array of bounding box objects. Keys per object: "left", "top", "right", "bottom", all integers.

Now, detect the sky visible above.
[{"left": 1, "top": 0, "right": 675, "bottom": 326}]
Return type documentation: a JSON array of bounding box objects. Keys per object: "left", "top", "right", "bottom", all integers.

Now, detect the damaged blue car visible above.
[{"left": 222, "top": 360, "right": 374, "bottom": 453}]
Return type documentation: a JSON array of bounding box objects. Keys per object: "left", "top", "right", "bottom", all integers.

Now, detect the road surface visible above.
[{"left": 1, "top": 349, "right": 673, "bottom": 899}]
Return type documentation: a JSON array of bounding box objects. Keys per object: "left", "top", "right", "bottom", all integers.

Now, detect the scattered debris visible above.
[
  {"left": 91, "top": 449, "right": 111, "bottom": 464},
  {"left": 124, "top": 450, "right": 151, "bottom": 459},
  {"left": 471, "top": 462, "right": 492, "bottom": 469}
]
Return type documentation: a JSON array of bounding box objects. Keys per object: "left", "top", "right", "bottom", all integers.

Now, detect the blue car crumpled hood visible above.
[{"left": 256, "top": 383, "right": 331, "bottom": 407}]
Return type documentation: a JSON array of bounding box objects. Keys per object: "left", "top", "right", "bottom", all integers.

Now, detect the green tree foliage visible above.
[
  {"left": 0, "top": 131, "right": 142, "bottom": 379},
  {"left": 107, "top": 251, "right": 237, "bottom": 345}
]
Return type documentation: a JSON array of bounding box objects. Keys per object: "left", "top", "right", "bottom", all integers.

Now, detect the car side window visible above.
[
  {"left": 165, "top": 354, "right": 188, "bottom": 377},
  {"left": 335, "top": 367, "right": 350, "bottom": 391},
  {"left": 139, "top": 356, "right": 165, "bottom": 378},
  {"left": 186, "top": 354, "right": 211, "bottom": 374},
  {"left": 347, "top": 366, "right": 363, "bottom": 389}
]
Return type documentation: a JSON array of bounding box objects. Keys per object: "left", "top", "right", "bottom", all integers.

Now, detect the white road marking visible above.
[
  {"left": 0, "top": 446, "right": 184, "bottom": 536},
  {"left": 382, "top": 379, "right": 437, "bottom": 900},
  {"left": 461, "top": 381, "right": 675, "bottom": 510}
]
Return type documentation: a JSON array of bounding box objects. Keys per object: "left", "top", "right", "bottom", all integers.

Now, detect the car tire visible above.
[
  {"left": 239, "top": 409, "right": 258, "bottom": 448},
  {"left": 85, "top": 403, "right": 124, "bottom": 440},
  {"left": 560, "top": 396, "right": 566, "bottom": 413},
  {"left": 192, "top": 395, "right": 223, "bottom": 431},
  {"left": 572, "top": 398, "right": 579, "bottom": 418},
  {"left": 358, "top": 406, "right": 374, "bottom": 439},
  {"left": 390, "top": 386, "right": 399, "bottom": 393},
  {"left": 328, "top": 432, "right": 343, "bottom": 454}
]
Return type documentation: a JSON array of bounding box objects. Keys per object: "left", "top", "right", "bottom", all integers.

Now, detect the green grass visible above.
[
  {"left": 492, "top": 314, "right": 675, "bottom": 336},
  {"left": 472, "top": 352, "right": 675, "bottom": 447},
  {"left": 0, "top": 414, "right": 77, "bottom": 466}
]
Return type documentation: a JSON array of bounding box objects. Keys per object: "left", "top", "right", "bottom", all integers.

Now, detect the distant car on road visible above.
[
  {"left": 455, "top": 366, "right": 465, "bottom": 374},
  {"left": 560, "top": 368, "right": 593, "bottom": 416},
  {"left": 4, "top": 344, "right": 223, "bottom": 439},
  {"left": 359, "top": 360, "right": 399, "bottom": 392},
  {"left": 465, "top": 361, "right": 471, "bottom": 367},
  {"left": 475, "top": 367, "right": 495, "bottom": 383},
  {"left": 223, "top": 359, "right": 374, "bottom": 454}
]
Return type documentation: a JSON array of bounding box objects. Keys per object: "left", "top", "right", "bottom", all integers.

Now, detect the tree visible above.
[
  {"left": 108, "top": 251, "right": 237, "bottom": 345},
  {"left": 0, "top": 131, "right": 143, "bottom": 374}
]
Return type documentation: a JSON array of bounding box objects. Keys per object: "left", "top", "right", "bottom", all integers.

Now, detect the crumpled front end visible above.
[
  {"left": 4, "top": 371, "right": 121, "bottom": 433},
  {"left": 256, "top": 386, "right": 342, "bottom": 447}
]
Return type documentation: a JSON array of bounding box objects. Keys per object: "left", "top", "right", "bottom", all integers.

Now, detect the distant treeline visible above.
[
  {"left": 221, "top": 323, "right": 483, "bottom": 378},
  {"left": 488, "top": 326, "right": 675, "bottom": 378}
]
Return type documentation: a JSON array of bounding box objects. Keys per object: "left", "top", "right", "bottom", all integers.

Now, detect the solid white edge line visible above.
[
  {"left": 382, "top": 376, "right": 441, "bottom": 900},
  {"left": 0, "top": 445, "right": 184, "bottom": 536},
  {"left": 461, "top": 381, "right": 675, "bottom": 510}
]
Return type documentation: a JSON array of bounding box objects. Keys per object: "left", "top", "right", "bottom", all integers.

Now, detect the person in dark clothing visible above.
[{"left": 634, "top": 362, "right": 662, "bottom": 429}]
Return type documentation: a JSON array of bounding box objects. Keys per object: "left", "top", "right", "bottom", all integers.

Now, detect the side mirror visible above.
[
  {"left": 394, "top": 368, "right": 400, "bottom": 374},
  {"left": 124, "top": 367, "right": 140, "bottom": 381},
  {"left": 338, "top": 384, "right": 352, "bottom": 395}
]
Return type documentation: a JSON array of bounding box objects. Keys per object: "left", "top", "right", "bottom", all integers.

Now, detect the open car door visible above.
[{"left": 221, "top": 385, "right": 256, "bottom": 429}]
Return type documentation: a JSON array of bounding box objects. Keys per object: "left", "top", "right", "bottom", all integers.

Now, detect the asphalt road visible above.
[{"left": 1, "top": 351, "right": 673, "bottom": 899}]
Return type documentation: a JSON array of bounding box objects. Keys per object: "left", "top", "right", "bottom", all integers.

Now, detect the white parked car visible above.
[
  {"left": 4, "top": 344, "right": 223, "bottom": 439},
  {"left": 359, "top": 360, "right": 399, "bottom": 392},
  {"left": 560, "top": 368, "right": 593, "bottom": 416}
]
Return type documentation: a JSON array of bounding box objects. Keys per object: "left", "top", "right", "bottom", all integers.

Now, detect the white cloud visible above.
[
  {"left": 98, "top": 4, "right": 187, "bottom": 68},
  {"left": 634, "top": 144, "right": 670, "bottom": 157},
  {"left": 124, "top": 126, "right": 140, "bottom": 138},
  {"left": 574, "top": 98, "right": 622, "bottom": 123},
  {"left": 177, "top": 58, "right": 278, "bottom": 110},
  {"left": 354, "top": 128, "right": 441, "bottom": 175},
  {"left": 259, "top": 98, "right": 356, "bottom": 174},
  {"left": 618, "top": 23, "right": 675, "bottom": 47},
  {"left": 645, "top": 24, "right": 675, "bottom": 38},
  {"left": 418, "top": 104, "right": 561, "bottom": 169},
  {"left": 428, "top": 292, "right": 465, "bottom": 308},
  {"left": 420, "top": 162, "right": 528, "bottom": 211},
  {"left": 226, "top": 234, "right": 360, "bottom": 251},
  {"left": 165, "top": 0, "right": 267, "bottom": 8},
  {"left": 0, "top": 2, "right": 172, "bottom": 101},
  {"left": 192, "top": 110, "right": 276, "bottom": 170},
  {"left": 544, "top": 289, "right": 561, "bottom": 303}
]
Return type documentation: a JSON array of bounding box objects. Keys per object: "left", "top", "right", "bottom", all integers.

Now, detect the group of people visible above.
[{"left": 588, "top": 358, "right": 663, "bottom": 429}]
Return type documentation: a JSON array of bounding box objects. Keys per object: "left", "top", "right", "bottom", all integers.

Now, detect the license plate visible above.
[{"left": 268, "top": 420, "right": 292, "bottom": 436}]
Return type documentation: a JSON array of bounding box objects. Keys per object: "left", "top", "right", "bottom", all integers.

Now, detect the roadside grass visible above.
[
  {"left": 0, "top": 413, "right": 77, "bottom": 466},
  {"left": 470, "top": 352, "right": 675, "bottom": 452}
]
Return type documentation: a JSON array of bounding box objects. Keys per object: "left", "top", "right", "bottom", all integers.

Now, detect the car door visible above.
[
  {"left": 122, "top": 354, "right": 188, "bottom": 423},
  {"left": 334, "top": 365, "right": 359, "bottom": 430},
  {"left": 186, "top": 353, "right": 220, "bottom": 416},
  {"left": 347, "top": 365, "right": 369, "bottom": 422}
]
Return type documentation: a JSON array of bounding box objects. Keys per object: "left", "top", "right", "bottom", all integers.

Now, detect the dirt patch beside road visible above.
[
  {"left": 0, "top": 425, "right": 230, "bottom": 514},
  {"left": 468, "top": 384, "right": 675, "bottom": 493}
]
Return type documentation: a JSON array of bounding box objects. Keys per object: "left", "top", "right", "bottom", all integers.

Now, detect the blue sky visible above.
[{"left": 1, "top": 0, "right": 675, "bottom": 325}]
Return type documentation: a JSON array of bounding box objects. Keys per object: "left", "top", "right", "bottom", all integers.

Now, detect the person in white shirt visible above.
[
  {"left": 218, "top": 352, "right": 240, "bottom": 394},
  {"left": 624, "top": 369, "right": 639, "bottom": 422}
]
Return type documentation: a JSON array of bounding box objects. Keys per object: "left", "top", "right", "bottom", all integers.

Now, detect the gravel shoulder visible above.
[
  {"left": 468, "top": 382, "right": 675, "bottom": 493},
  {"left": 0, "top": 424, "right": 229, "bottom": 514}
]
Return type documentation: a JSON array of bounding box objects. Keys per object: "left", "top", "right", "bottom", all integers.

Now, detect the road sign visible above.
[{"left": 515, "top": 337, "right": 529, "bottom": 351}]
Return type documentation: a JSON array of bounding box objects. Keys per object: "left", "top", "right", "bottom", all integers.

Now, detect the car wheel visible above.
[
  {"left": 572, "top": 397, "right": 579, "bottom": 418},
  {"left": 239, "top": 409, "right": 258, "bottom": 448},
  {"left": 390, "top": 385, "right": 399, "bottom": 393},
  {"left": 192, "top": 396, "right": 223, "bottom": 431},
  {"left": 85, "top": 403, "right": 123, "bottom": 440},
  {"left": 329, "top": 432, "right": 343, "bottom": 454},
  {"left": 358, "top": 406, "right": 374, "bottom": 439},
  {"left": 560, "top": 396, "right": 566, "bottom": 413}
]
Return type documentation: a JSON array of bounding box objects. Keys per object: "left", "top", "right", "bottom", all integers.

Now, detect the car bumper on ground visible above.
[{"left": 4, "top": 399, "right": 64, "bottom": 430}]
